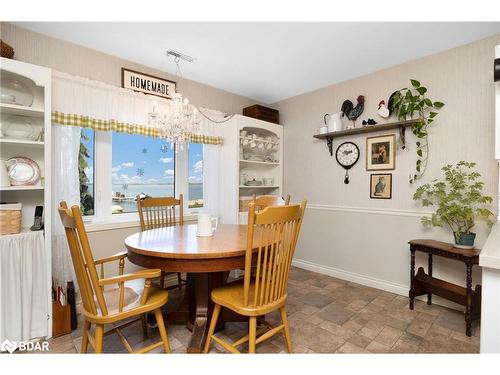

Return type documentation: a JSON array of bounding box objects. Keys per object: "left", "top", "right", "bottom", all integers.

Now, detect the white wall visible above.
[{"left": 274, "top": 34, "right": 500, "bottom": 308}]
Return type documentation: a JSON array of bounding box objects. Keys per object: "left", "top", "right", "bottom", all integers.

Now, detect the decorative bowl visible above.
[
  {"left": 244, "top": 179, "right": 262, "bottom": 187},
  {"left": 0, "top": 72, "right": 34, "bottom": 107},
  {"left": 262, "top": 178, "right": 274, "bottom": 186}
]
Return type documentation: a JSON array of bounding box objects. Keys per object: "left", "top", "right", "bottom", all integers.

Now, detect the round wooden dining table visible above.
[{"left": 124, "top": 223, "right": 251, "bottom": 353}]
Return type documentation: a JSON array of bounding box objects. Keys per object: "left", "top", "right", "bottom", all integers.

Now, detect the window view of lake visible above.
[{"left": 110, "top": 183, "right": 203, "bottom": 213}]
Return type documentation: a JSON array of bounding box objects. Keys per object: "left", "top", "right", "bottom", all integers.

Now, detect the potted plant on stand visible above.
[{"left": 413, "top": 161, "right": 494, "bottom": 249}]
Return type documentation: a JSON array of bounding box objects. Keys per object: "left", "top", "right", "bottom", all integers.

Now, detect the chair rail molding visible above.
[{"left": 307, "top": 204, "right": 432, "bottom": 218}]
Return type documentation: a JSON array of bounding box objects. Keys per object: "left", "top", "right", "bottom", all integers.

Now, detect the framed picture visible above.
[
  {"left": 366, "top": 134, "right": 396, "bottom": 170},
  {"left": 370, "top": 173, "right": 392, "bottom": 199}
]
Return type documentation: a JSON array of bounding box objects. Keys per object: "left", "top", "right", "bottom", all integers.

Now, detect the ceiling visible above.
[{"left": 15, "top": 22, "right": 500, "bottom": 103}]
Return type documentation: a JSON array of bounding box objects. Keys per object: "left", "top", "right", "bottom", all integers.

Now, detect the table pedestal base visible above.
[{"left": 163, "top": 271, "right": 245, "bottom": 353}]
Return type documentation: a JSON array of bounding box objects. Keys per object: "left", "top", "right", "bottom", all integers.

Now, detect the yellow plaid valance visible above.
[{"left": 51, "top": 111, "right": 223, "bottom": 145}]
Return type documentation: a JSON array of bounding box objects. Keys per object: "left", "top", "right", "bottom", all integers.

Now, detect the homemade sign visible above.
[{"left": 122, "top": 68, "right": 176, "bottom": 99}]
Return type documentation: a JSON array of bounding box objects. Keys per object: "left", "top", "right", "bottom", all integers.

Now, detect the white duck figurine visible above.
[{"left": 377, "top": 100, "right": 390, "bottom": 118}]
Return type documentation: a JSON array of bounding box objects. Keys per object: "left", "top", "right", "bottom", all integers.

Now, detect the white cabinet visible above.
[
  {"left": 0, "top": 57, "right": 52, "bottom": 340},
  {"left": 219, "top": 115, "right": 283, "bottom": 224}
]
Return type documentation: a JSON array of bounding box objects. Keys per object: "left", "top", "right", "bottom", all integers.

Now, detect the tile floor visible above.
[{"left": 44, "top": 267, "right": 480, "bottom": 354}]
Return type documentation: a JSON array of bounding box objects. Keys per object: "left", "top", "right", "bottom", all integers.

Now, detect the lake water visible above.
[{"left": 89, "top": 183, "right": 203, "bottom": 213}]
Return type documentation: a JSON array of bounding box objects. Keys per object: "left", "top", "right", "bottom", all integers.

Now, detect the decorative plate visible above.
[
  {"left": 6, "top": 157, "right": 41, "bottom": 186},
  {"left": 1, "top": 115, "right": 41, "bottom": 140}
]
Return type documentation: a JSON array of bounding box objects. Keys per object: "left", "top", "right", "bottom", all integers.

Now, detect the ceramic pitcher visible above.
[
  {"left": 197, "top": 213, "right": 218, "bottom": 237},
  {"left": 324, "top": 112, "right": 344, "bottom": 132}
]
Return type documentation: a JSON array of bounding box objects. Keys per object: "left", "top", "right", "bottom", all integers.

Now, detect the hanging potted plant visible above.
[
  {"left": 390, "top": 79, "right": 444, "bottom": 183},
  {"left": 413, "top": 161, "right": 494, "bottom": 248}
]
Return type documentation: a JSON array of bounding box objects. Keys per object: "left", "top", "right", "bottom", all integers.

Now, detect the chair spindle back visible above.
[
  {"left": 243, "top": 200, "right": 306, "bottom": 308},
  {"left": 58, "top": 201, "right": 108, "bottom": 316},
  {"left": 137, "top": 195, "right": 184, "bottom": 231}
]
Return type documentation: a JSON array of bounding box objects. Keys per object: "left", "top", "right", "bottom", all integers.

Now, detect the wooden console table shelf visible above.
[
  {"left": 314, "top": 119, "right": 422, "bottom": 156},
  {"left": 408, "top": 239, "right": 481, "bottom": 336}
]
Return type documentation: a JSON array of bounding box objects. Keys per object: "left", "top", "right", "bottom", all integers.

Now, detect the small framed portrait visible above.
[
  {"left": 366, "top": 134, "right": 396, "bottom": 170},
  {"left": 370, "top": 173, "right": 392, "bottom": 199}
]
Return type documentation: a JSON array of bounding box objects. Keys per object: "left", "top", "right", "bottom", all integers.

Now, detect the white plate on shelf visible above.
[
  {"left": 0, "top": 93, "right": 16, "bottom": 104},
  {"left": 6, "top": 157, "right": 41, "bottom": 186},
  {"left": 0, "top": 115, "right": 41, "bottom": 140}
]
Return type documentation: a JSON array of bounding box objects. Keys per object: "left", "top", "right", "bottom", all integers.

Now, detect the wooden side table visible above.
[{"left": 408, "top": 239, "right": 481, "bottom": 337}]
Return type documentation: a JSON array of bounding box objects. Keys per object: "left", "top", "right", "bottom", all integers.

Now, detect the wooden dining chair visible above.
[
  {"left": 252, "top": 194, "right": 291, "bottom": 211},
  {"left": 233, "top": 194, "right": 292, "bottom": 279},
  {"left": 203, "top": 200, "right": 307, "bottom": 354},
  {"left": 58, "top": 201, "right": 171, "bottom": 354},
  {"left": 137, "top": 195, "right": 186, "bottom": 290}
]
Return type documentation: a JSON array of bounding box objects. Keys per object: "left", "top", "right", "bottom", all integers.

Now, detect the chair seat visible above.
[
  {"left": 211, "top": 279, "right": 287, "bottom": 317},
  {"left": 87, "top": 279, "right": 168, "bottom": 323}
]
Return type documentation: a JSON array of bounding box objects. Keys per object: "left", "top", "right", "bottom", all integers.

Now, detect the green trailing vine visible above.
[{"left": 390, "top": 79, "right": 445, "bottom": 183}]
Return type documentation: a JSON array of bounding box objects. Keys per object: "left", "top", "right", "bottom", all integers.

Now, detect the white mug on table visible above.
[{"left": 197, "top": 213, "right": 218, "bottom": 237}]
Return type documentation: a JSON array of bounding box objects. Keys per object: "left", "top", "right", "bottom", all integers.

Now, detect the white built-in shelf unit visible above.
[{"left": 0, "top": 57, "right": 52, "bottom": 336}]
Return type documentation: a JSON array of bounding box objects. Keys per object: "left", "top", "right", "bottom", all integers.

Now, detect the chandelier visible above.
[
  {"left": 148, "top": 92, "right": 200, "bottom": 150},
  {"left": 148, "top": 49, "right": 234, "bottom": 150},
  {"left": 147, "top": 50, "right": 201, "bottom": 150}
]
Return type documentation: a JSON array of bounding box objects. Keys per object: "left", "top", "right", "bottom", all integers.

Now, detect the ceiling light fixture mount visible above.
[{"left": 166, "top": 49, "right": 195, "bottom": 64}]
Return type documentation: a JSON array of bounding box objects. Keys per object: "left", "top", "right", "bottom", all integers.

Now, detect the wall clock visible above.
[{"left": 335, "top": 141, "right": 360, "bottom": 184}]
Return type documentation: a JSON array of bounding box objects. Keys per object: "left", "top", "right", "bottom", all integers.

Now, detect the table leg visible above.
[
  {"left": 409, "top": 249, "right": 416, "bottom": 310},
  {"left": 465, "top": 263, "right": 473, "bottom": 337},
  {"left": 427, "top": 254, "right": 433, "bottom": 305}
]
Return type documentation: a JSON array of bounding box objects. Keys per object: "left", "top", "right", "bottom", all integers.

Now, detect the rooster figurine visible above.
[
  {"left": 341, "top": 95, "right": 365, "bottom": 128},
  {"left": 377, "top": 100, "right": 390, "bottom": 118}
]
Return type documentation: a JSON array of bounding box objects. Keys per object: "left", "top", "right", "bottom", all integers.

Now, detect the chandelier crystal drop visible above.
[{"left": 148, "top": 92, "right": 201, "bottom": 151}]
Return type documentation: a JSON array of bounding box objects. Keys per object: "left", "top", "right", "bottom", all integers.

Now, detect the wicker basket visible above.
[
  {"left": 239, "top": 197, "right": 253, "bottom": 212},
  {"left": 0, "top": 203, "right": 22, "bottom": 235},
  {"left": 0, "top": 40, "right": 14, "bottom": 59}
]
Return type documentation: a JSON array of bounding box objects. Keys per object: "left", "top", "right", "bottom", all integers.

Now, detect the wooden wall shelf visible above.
[{"left": 313, "top": 119, "right": 423, "bottom": 156}]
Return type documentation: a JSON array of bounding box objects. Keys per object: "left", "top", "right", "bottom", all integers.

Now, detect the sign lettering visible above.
[{"left": 122, "top": 68, "right": 176, "bottom": 99}]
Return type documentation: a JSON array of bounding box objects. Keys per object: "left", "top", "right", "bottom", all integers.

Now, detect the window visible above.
[
  {"left": 81, "top": 129, "right": 203, "bottom": 224},
  {"left": 111, "top": 132, "right": 175, "bottom": 214},
  {"left": 187, "top": 143, "right": 204, "bottom": 209},
  {"left": 79, "top": 128, "right": 95, "bottom": 216}
]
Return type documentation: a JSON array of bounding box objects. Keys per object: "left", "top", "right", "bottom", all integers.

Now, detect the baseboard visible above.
[
  {"left": 292, "top": 258, "right": 409, "bottom": 296},
  {"left": 291, "top": 258, "right": 463, "bottom": 311}
]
